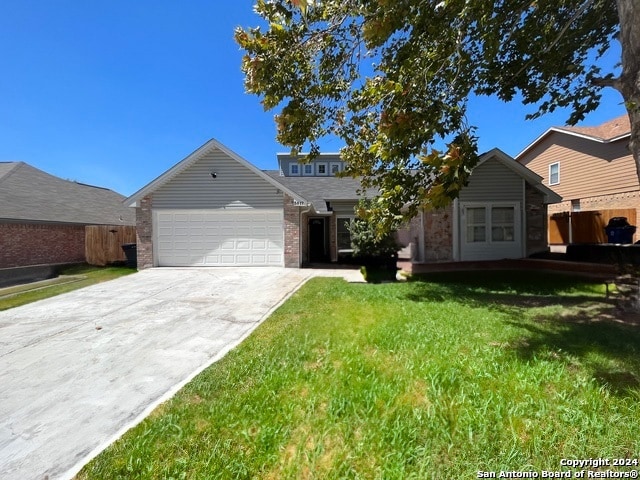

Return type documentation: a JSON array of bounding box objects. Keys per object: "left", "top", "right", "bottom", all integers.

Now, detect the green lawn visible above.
[
  {"left": 78, "top": 271, "right": 640, "bottom": 479},
  {"left": 0, "top": 264, "right": 136, "bottom": 311}
]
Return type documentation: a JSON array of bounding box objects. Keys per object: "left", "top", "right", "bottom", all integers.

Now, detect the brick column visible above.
[
  {"left": 284, "top": 195, "right": 301, "bottom": 268},
  {"left": 136, "top": 195, "right": 154, "bottom": 269}
]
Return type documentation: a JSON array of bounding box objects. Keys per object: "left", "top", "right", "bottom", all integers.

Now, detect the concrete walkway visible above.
[{"left": 0, "top": 267, "right": 362, "bottom": 480}]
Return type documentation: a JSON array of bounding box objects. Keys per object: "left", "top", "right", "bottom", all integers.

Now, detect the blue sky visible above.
[{"left": 0, "top": 1, "right": 627, "bottom": 197}]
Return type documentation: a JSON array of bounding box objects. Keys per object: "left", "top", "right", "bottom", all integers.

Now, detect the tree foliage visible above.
[{"left": 236, "top": 0, "right": 636, "bottom": 232}]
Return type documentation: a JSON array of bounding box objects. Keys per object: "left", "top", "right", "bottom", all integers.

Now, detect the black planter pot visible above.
[{"left": 356, "top": 254, "right": 398, "bottom": 283}]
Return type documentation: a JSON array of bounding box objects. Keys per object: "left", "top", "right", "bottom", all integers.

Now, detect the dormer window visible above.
[
  {"left": 303, "top": 164, "right": 313, "bottom": 176},
  {"left": 330, "top": 162, "right": 341, "bottom": 175},
  {"left": 316, "top": 162, "right": 328, "bottom": 176},
  {"left": 289, "top": 163, "right": 300, "bottom": 176}
]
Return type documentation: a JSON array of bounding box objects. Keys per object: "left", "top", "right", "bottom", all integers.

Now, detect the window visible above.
[
  {"left": 549, "top": 162, "right": 560, "bottom": 185},
  {"left": 316, "top": 162, "right": 328, "bottom": 175},
  {"left": 303, "top": 164, "right": 313, "bottom": 176},
  {"left": 336, "top": 217, "right": 353, "bottom": 251},
  {"left": 466, "top": 207, "right": 486, "bottom": 243},
  {"left": 571, "top": 200, "right": 581, "bottom": 212},
  {"left": 491, "top": 207, "right": 515, "bottom": 242},
  {"left": 330, "top": 162, "right": 341, "bottom": 175},
  {"left": 289, "top": 163, "right": 300, "bottom": 176}
]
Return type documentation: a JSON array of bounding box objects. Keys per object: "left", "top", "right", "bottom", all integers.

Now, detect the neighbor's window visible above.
[
  {"left": 336, "top": 217, "right": 353, "bottom": 250},
  {"left": 330, "top": 162, "right": 341, "bottom": 175},
  {"left": 466, "top": 207, "right": 486, "bottom": 243},
  {"left": 549, "top": 162, "right": 560, "bottom": 185},
  {"left": 289, "top": 163, "right": 300, "bottom": 176},
  {"left": 491, "top": 206, "right": 515, "bottom": 242}
]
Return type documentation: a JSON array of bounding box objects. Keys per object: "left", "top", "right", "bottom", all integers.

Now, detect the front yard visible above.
[{"left": 78, "top": 271, "right": 640, "bottom": 479}]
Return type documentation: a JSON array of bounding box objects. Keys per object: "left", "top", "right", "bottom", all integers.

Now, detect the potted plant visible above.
[{"left": 348, "top": 205, "right": 400, "bottom": 283}]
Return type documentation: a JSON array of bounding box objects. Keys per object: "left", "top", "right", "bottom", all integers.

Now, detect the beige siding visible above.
[
  {"left": 153, "top": 147, "right": 283, "bottom": 209},
  {"left": 459, "top": 158, "right": 523, "bottom": 203},
  {"left": 518, "top": 134, "right": 637, "bottom": 202}
]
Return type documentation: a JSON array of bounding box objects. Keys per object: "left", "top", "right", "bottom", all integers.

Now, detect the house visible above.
[
  {"left": 125, "top": 139, "right": 559, "bottom": 269},
  {"left": 515, "top": 115, "right": 636, "bottom": 242},
  {"left": 0, "top": 162, "right": 135, "bottom": 270}
]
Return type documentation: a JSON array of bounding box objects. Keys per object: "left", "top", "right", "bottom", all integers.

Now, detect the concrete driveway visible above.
[{"left": 0, "top": 267, "right": 361, "bottom": 480}]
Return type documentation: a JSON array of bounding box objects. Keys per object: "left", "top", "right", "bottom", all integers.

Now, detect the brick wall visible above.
[
  {"left": 525, "top": 183, "right": 548, "bottom": 256},
  {"left": 136, "top": 195, "right": 154, "bottom": 270},
  {"left": 0, "top": 223, "right": 85, "bottom": 268},
  {"left": 548, "top": 190, "right": 640, "bottom": 214},
  {"left": 422, "top": 205, "right": 454, "bottom": 262},
  {"left": 283, "top": 195, "right": 301, "bottom": 268}
]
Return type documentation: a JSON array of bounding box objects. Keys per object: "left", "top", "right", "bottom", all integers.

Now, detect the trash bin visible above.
[
  {"left": 121, "top": 243, "right": 137, "bottom": 267},
  {"left": 604, "top": 217, "right": 636, "bottom": 244}
]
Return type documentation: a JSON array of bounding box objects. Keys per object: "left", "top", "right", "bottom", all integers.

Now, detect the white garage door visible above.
[{"left": 155, "top": 209, "right": 284, "bottom": 266}]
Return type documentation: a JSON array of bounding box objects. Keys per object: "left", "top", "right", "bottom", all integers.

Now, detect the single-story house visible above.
[
  {"left": 125, "top": 139, "right": 560, "bottom": 269},
  {"left": 0, "top": 161, "right": 135, "bottom": 269}
]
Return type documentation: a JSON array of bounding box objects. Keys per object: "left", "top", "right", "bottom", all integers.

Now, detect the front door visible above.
[{"left": 308, "top": 217, "right": 329, "bottom": 263}]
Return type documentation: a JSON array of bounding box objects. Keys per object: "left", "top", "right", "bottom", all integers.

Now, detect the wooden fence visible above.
[
  {"left": 85, "top": 225, "right": 137, "bottom": 266},
  {"left": 549, "top": 209, "right": 637, "bottom": 244}
]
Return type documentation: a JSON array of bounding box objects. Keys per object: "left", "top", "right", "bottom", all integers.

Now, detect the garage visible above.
[{"left": 155, "top": 209, "right": 284, "bottom": 266}]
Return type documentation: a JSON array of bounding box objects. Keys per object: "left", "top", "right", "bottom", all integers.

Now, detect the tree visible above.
[{"left": 235, "top": 0, "right": 637, "bottom": 233}]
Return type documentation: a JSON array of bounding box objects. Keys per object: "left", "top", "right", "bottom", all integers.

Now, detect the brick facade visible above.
[
  {"left": 548, "top": 190, "right": 640, "bottom": 215},
  {"left": 0, "top": 223, "right": 85, "bottom": 268},
  {"left": 136, "top": 195, "right": 154, "bottom": 270},
  {"left": 283, "top": 195, "right": 301, "bottom": 268},
  {"left": 422, "top": 204, "right": 454, "bottom": 262}
]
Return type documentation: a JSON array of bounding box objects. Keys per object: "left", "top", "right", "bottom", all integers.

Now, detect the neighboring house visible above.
[
  {"left": 516, "top": 115, "right": 635, "bottom": 214},
  {"left": 0, "top": 162, "right": 135, "bottom": 269},
  {"left": 125, "top": 139, "right": 559, "bottom": 269}
]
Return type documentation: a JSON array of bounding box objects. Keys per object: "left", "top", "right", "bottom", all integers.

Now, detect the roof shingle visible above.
[{"left": 0, "top": 162, "right": 135, "bottom": 225}]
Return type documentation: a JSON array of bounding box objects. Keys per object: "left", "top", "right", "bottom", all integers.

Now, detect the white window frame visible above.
[
  {"left": 316, "top": 162, "right": 328, "bottom": 176},
  {"left": 302, "top": 163, "right": 314, "bottom": 176},
  {"left": 289, "top": 163, "right": 300, "bottom": 176},
  {"left": 465, "top": 206, "right": 487, "bottom": 243},
  {"left": 463, "top": 203, "right": 519, "bottom": 244},
  {"left": 329, "top": 162, "right": 342, "bottom": 175},
  {"left": 336, "top": 216, "right": 355, "bottom": 253},
  {"left": 549, "top": 162, "right": 560, "bottom": 185}
]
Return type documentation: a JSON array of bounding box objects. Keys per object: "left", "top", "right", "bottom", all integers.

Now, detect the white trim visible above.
[
  {"left": 549, "top": 162, "right": 560, "bottom": 186},
  {"left": 515, "top": 127, "right": 630, "bottom": 160}
]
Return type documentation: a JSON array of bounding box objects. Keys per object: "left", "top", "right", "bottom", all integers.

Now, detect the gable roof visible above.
[
  {"left": 264, "top": 171, "right": 377, "bottom": 213},
  {"left": 478, "top": 148, "right": 562, "bottom": 203},
  {"left": 516, "top": 115, "right": 631, "bottom": 159},
  {"left": 125, "top": 139, "right": 307, "bottom": 207},
  {"left": 0, "top": 162, "right": 135, "bottom": 225}
]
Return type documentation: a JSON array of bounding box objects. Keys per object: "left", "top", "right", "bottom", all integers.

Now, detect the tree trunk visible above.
[{"left": 616, "top": 0, "right": 640, "bottom": 179}]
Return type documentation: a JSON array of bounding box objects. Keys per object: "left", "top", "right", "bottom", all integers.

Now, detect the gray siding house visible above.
[{"left": 126, "top": 140, "right": 559, "bottom": 269}]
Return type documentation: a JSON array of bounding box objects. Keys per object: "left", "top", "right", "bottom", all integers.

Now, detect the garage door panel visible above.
[{"left": 155, "top": 209, "right": 283, "bottom": 266}]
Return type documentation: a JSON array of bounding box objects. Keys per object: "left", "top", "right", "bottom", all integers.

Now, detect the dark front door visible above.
[{"left": 308, "top": 217, "right": 329, "bottom": 263}]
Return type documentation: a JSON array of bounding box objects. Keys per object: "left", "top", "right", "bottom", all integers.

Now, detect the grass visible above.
[
  {"left": 0, "top": 264, "right": 136, "bottom": 311},
  {"left": 78, "top": 270, "right": 640, "bottom": 479}
]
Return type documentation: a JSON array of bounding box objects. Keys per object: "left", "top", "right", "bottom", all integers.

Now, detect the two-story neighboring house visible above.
[
  {"left": 515, "top": 115, "right": 637, "bottom": 243},
  {"left": 125, "top": 139, "right": 559, "bottom": 269}
]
